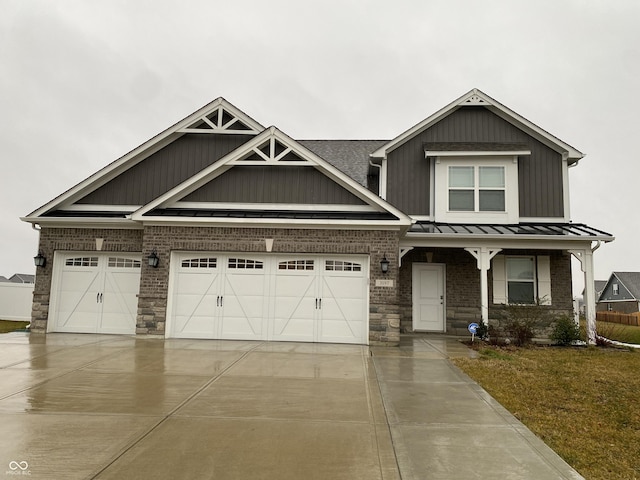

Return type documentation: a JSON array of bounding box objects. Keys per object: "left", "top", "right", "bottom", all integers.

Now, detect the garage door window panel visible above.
[
  {"left": 181, "top": 258, "right": 217, "bottom": 268},
  {"left": 65, "top": 257, "right": 99, "bottom": 267}
]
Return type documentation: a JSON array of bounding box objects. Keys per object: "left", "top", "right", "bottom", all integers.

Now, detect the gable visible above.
[
  {"left": 384, "top": 106, "right": 565, "bottom": 219},
  {"left": 23, "top": 97, "right": 264, "bottom": 222},
  {"left": 181, "top": 166, "right": 366, "bottom": 205},
  {"left": 134, "top": 127, "right": 411, "bottom": 227},
  {"left": 600, "top": 273, "right": 640, "bottom": 302},
  {"left": 74, "top": 134, "right": 254, "bottom": 206},
  {"left": 372, "top": 88, "right": 583, "bottom": 162}
]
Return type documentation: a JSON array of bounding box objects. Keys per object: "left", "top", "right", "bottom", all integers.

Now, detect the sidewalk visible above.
[{"left": 371, "top": 335, "right": 584, "bottom": 479}]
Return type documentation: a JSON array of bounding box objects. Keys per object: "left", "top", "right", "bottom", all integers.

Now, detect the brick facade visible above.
[{"left": 34, "top": 225, "right": 401, "bottom": 345}]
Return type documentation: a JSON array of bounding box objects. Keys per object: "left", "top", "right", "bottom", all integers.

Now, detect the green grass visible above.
[
  {"left": 453, "top": 346, "right": 640, "bottom": 479},
  {"left": 597, "top": 321, "right": 640, "bottom": 344},
  {"left": 0, "top": 320, "right": 29, "bottom": 334}
]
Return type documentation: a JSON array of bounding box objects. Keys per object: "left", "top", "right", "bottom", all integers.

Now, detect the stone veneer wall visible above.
[
  {"left": 137, "top": 226, "right": 401, "bottom": 345},
  {"left": 399, "top": 248, "right": 573, "bottom": 335},
  {"left": 31, "top": 227, "right": 144, "bottom": 332}
]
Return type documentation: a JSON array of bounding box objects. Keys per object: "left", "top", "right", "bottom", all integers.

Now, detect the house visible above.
[
  {"left": 578, "top": 280, "right": 607, "bottom": 314},
  {"left": 597, "top": 272, "right": 640, "bottom": 314},
  {"left": 21, "top": 89, "right": 613, "bottom": 345},
  {"left": 7, "top": 274, "right": 35, "bottom": 284}
]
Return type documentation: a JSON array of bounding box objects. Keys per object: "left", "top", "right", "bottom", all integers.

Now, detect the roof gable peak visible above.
[
  {"left": 371, "top": 88, "right": 584, "bottom": 163},
  {"left": 178, "top": 97, "right": 264, "bottom": 134}
]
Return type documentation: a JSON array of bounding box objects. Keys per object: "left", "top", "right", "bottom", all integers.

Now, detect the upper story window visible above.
[
  {"left": 433, "top": 155, "right": 522, "bottom": 224},
  {"left": 448, "top": 166, "right": 505, "bottom": 212},
  {"left": 612, "top": 283, "right": 619, "bottom": 295}
]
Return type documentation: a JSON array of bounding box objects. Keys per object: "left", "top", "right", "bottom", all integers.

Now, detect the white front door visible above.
[
  {"left": 412, "top": 263, "right": 445, "bottom": 332},
  {"left": 50, "top": 253, "right": 141, "bottom": 334}
]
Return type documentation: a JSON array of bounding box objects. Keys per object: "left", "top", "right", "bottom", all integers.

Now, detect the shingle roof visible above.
[
  {"left": 9, "top": 274, "right": 35, "bottom": 284},
  {"left": 299, "top": 140, "right": 388, "bottom": 187},
  {"left": 613, "top": 272, "right": 640, "bottom": 300}
]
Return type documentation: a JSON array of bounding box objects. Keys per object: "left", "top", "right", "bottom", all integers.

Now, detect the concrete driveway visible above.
[{"left": 0, "top": 332, "right": 582, "bottom": 479}]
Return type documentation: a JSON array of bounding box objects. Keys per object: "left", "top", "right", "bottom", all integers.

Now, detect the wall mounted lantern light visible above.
[
  {"left": 34, "top": 251, "right": 46, "bottom": 268},
  {"left": 380, "top": 255, "right": 390, "bottom": 274},
  {"left": 147, "top": 249, "right": 160, "bottom": 268}
]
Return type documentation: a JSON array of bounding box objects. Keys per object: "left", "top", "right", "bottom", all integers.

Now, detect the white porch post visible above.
[
  {"left": 465, "top": 247, "right": 502, "bottom": 326},
  {"left": 570, "top": 245, "right": 598, "bottom": 345}
]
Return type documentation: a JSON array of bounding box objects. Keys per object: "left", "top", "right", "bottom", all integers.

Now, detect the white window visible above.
[
  {"left": 506, "top": 256, "right": 535, "bottom": 304},
  {"left": 448, "top": 166, "right": 505, "bottom": 212},
  {"left": 434, "top": 156, "right": 519, "bottom": 224},
  {"left": 492, "top": 255, "right": 551, "bottom": 305},
  {"left": 612, "top": 283, "right": 619, "bottom": 295}
]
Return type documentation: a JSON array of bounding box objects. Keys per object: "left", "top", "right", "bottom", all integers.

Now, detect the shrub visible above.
[
  {"left": 499, "top": 301, "right": 552, "bottom": 346},
  {"left": 550, "top": 315, "right": 581, "bottom": 346}
]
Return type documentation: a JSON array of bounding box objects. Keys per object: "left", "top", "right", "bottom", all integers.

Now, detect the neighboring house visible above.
[
  {"left": 597, "top": 272, "right": 640, "bottom": 314},
  {"left": 578, "top": 280, "right": 607, "bottom": 315},
  {"left": 21, "top": 89, "right": 613, "bottom": 345},
  {"left": 8, "top": 274, "right": 35, "bottom": 284},
  {"left": 0, "top": 276, "right": 8, "bottom": 283}
]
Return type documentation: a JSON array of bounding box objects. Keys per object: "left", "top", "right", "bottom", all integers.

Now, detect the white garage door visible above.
[
  {"left": 168, "top": 253, "right": 369, "bottom": 344},
  {"left": 49, "top": 252, "right": 142, "bottom": 334}
]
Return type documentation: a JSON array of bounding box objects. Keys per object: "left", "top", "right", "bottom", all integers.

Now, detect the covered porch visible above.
[{"left": 399, "top": 222, "right": 614, "bottom": 343}]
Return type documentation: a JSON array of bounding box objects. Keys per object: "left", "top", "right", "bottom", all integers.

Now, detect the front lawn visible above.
[
  {"left": 453, "top": 346, "right": 640, "bottom": 480},
  {"left": 0, "top": 320, "right": 29, "bottom": 333}
]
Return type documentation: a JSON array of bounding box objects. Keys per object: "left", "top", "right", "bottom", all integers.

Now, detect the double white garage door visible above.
[
  {"left": 167, "top": 253, "right": 369, "bottom": 344},
  {"left": 49, "top": 252, "right": 369, "bottom": 344}
]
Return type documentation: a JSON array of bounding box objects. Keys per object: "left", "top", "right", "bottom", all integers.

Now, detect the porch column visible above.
[
  {"left": 570, "top": 245, "right": 598, "bottom": 345},
  {"left": 465, "top": 247, "right": 502, "bottom": 325}
]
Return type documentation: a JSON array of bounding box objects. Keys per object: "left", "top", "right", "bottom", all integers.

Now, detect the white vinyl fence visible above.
[{"left": 0, "top": 283, "right": 33, "bottom": 321}]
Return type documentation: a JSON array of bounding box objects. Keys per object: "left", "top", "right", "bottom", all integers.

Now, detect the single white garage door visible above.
[
  {"left": 49, "top": 252, "right": 142, "bottom": 334},
  {"left": 167, "top": 253, "right": 369, "bottom": 344}
]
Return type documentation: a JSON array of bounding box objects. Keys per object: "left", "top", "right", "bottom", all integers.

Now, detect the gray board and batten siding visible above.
[
  {"left": 75, "top": 134, "right": 255, "bottom": 206},
  {"left": 181, "top": 166, "right": 367, "bottom": 205},
  {"left": 74, "top": 135, "right": 387, "bottom": 209},
  {"left": 384, "top": 106, "right": 565, "bottom": 218}
]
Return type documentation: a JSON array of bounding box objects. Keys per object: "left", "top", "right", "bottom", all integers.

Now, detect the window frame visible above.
[{"left": 433, "top": 156, "right": 519, "bottom": 224}]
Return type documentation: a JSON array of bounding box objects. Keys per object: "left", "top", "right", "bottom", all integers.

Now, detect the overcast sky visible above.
[{"left": 1, "top": 0, "right": 638, "bottom": 293}]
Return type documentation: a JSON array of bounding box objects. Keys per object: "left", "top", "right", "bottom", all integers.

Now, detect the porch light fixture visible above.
[
  {"left": 147, "top": 249, "right": 160, "bottom": 268},
  {"left": 33, "top": 251, "right": 46, "bottom": 268},
  {"left": 380, "top": 255, "right": 390, "bottom": 274}
]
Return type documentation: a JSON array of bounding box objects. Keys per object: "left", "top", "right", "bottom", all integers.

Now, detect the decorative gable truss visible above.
[
  {"left": 133, "top": 127, "right": 412, "bottom": 227},
  {"left": 178, "top": 101, "right": 262, "bottom": 134}
]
